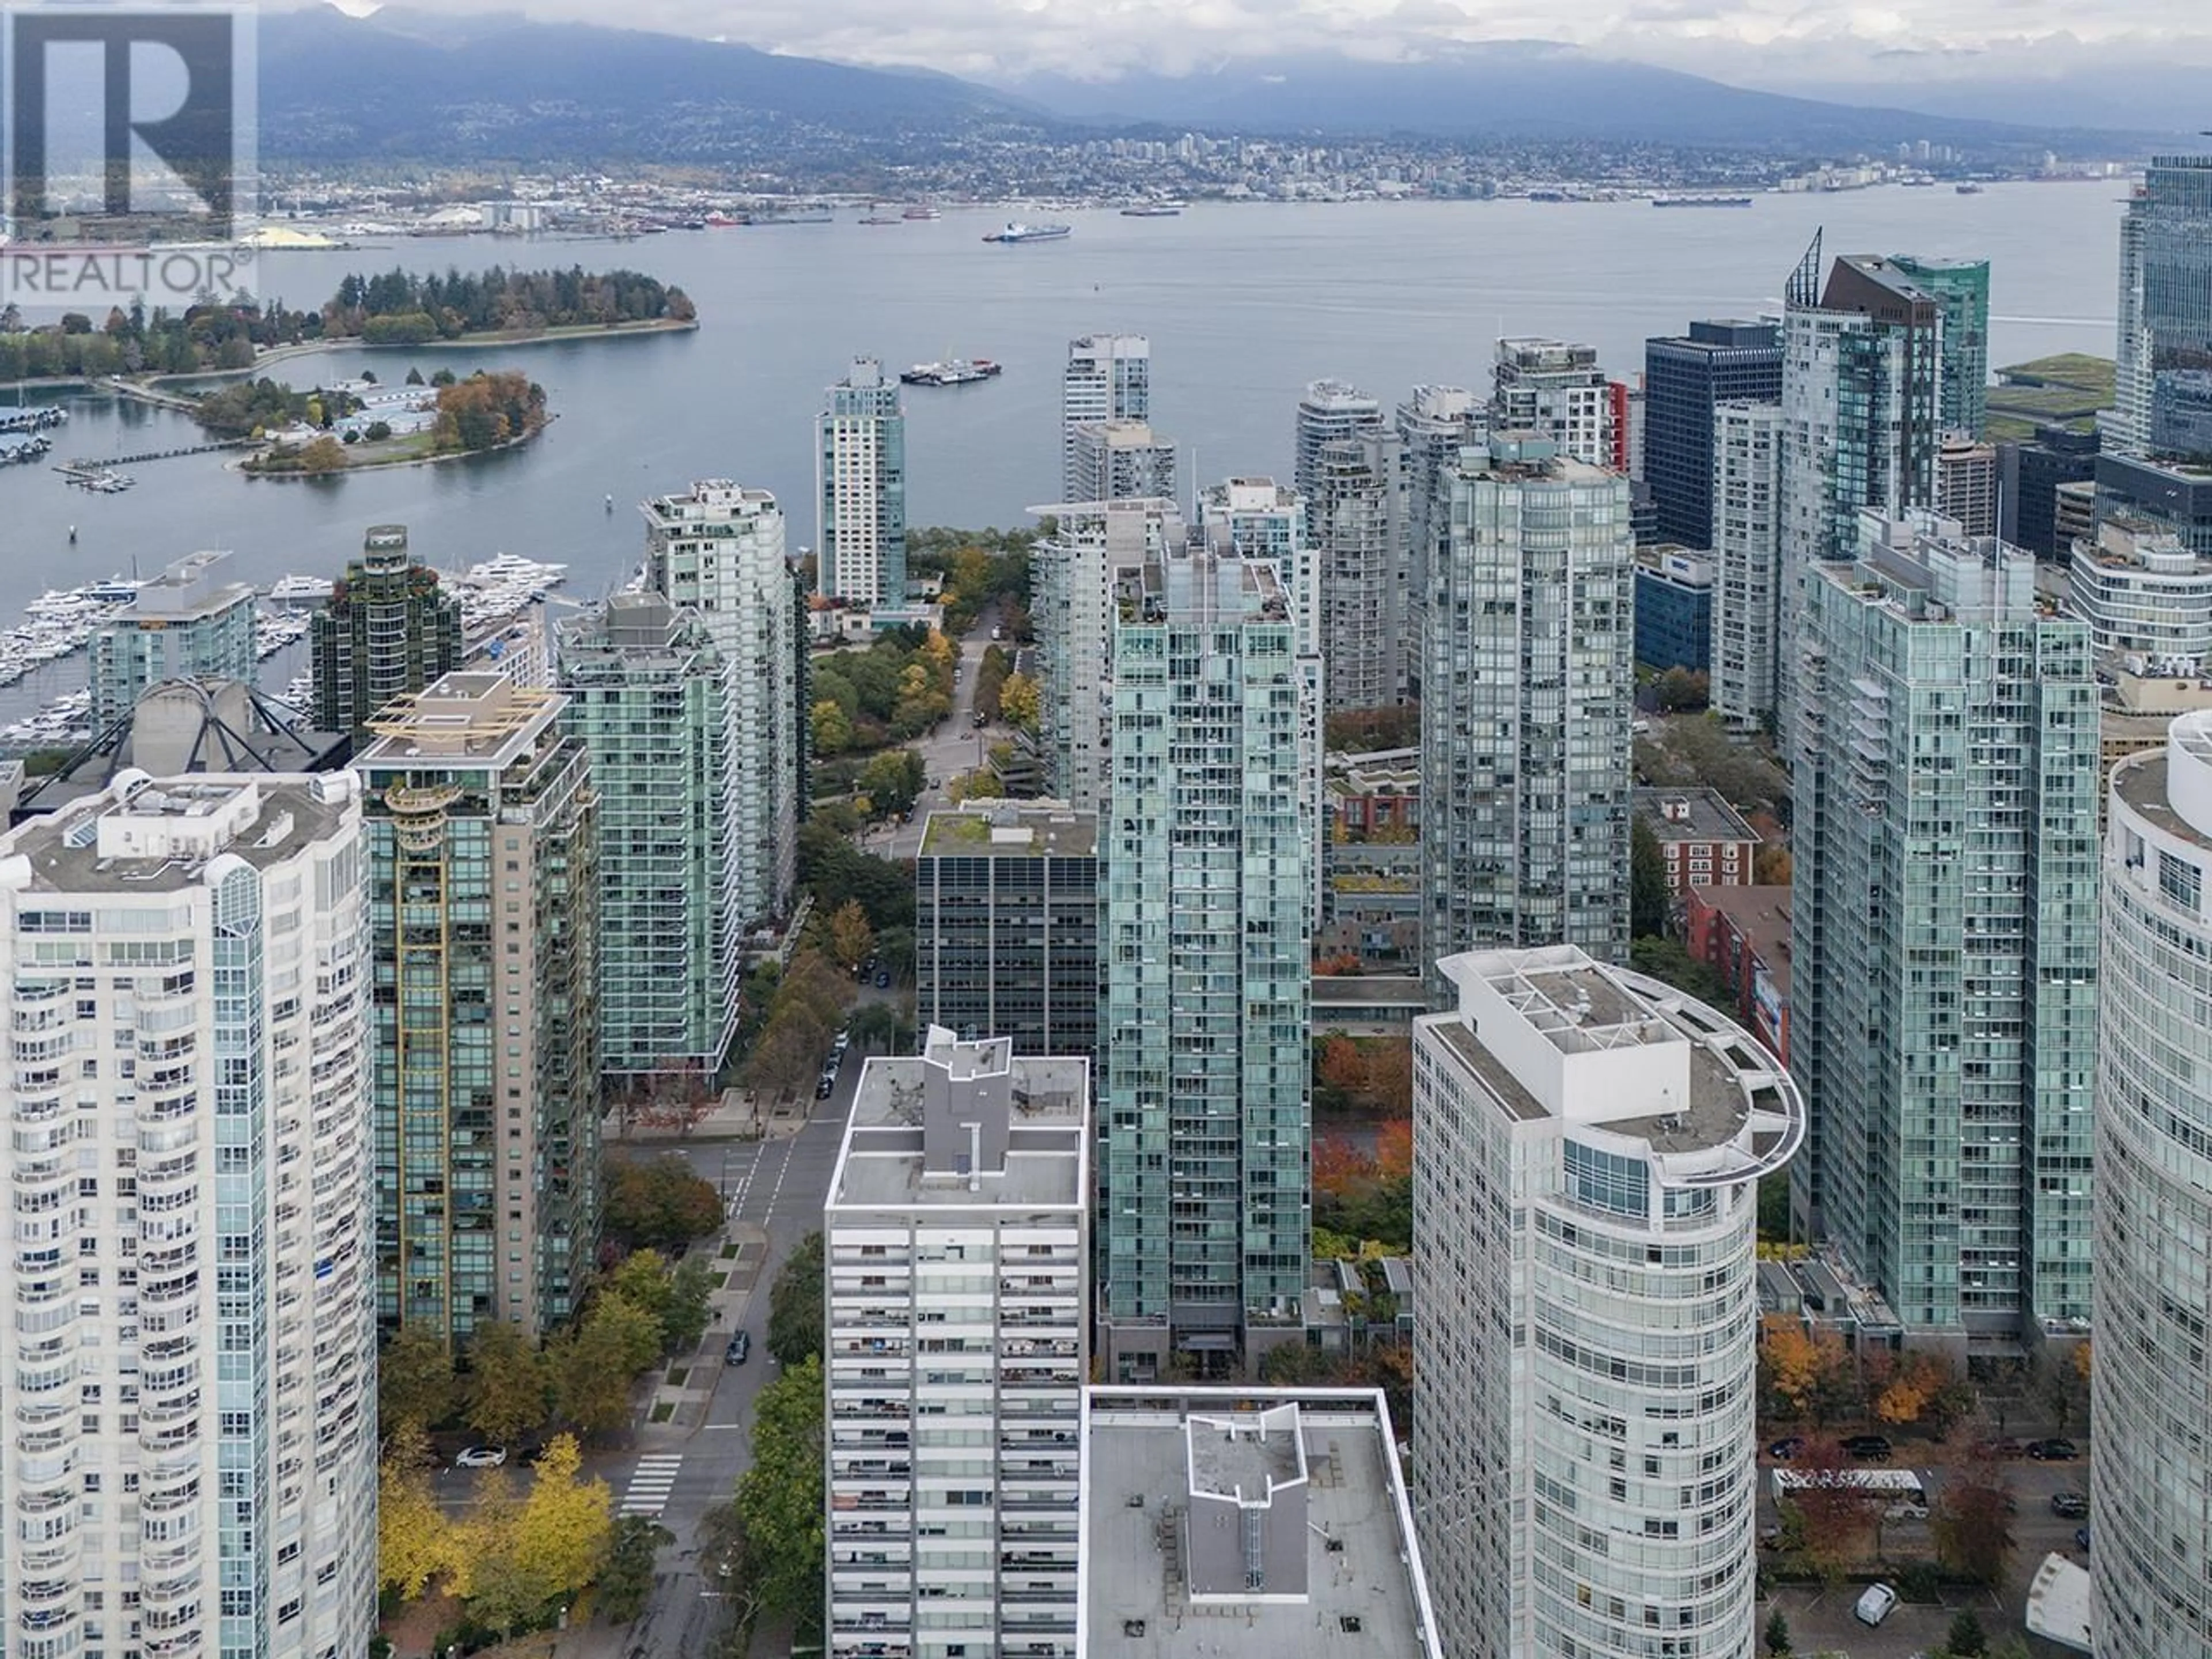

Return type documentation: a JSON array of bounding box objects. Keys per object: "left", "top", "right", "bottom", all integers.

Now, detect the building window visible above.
[
  {"left": 2160, "top": 850, "right": 2202, "bottom": 911},
  {"left": 1565, "top": 1139, "right": 1649, "bottom": 1218}
]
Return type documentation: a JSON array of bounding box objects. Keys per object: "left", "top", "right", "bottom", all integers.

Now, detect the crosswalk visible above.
[{"left": 619, "top": 1453, "right": 683, "bottom": 1518}]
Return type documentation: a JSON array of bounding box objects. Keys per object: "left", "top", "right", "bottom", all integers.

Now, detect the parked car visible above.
[
  {"left": 725, "top": 1331, "right": 751, "bottom": 1366},
  {"left": 815, "top": 1075, "right": 835, "bottom": 1100},
  {"left": 2029, "top": 1437, "right": 2080, "bottom": 1461},
  {"left": 875, "top": 970, "right": 891, "bottom": 988},
  {"left": 1767, "top": 1437, "right": 1805, "bottom": 1461},
  {"left": 2051, "top": 1491, "right": 2090, "bottom": 1518},
  {"left": 453, "top": 1446, "right": 506, "bottom": 1469},
  {"left": 1975, "top": 1437, "right": 2027, "bottom": 1460},
  {"left": 991, "top": 626, "right": 1003, "bottom": 641},
  {"left": 1843, "top": 1434, "right": 1893, "bottom": 1461},
  {"left": 1853, "top": 1583, "right": 1898, "bottom": 1627}
]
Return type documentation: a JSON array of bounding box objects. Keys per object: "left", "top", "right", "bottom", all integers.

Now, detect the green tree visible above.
[
  {"left": 767, "top": 1231, "right": 827, "bottom": 1366},
  {"left": 604, "top": 1156, "right": 724, "bottom": 1253},
  {"left": 378, "top": 1327, "right": 456, "bottom": 1433},
  {"left": 596, "top": 1516, "right": 672, "bottom": 1623},
  {"left": 1946, "top": 1608, "right": 1988, "bottom": 1657},
  {"left": 736, "top": 1354, "right": 826, "bottom": 1634},
  {"left": 664, "top": 1256, "right": 716, "bottom": 1358},
  {"left": 810, "top": 698, "right": 854, "bottom": 756},
  {"left": 463, "top": 1321, "right": 548, "bottom": 1447},
  {"left": 1763, "top": 1608, "right": 1791, "bottom": 1656},
  {"left": 857, "top": 748, "right": 924, "bottom": 819},
  {"left": 1930, "top": 1467, "right": 2016, "bottom": 1588},
  {"left": 1631, "top": 814, "right": 1671, "bottom": 939},
  {"left": 1629, "top": 935, "right": 1733, "bottom": 1007},
  {"left": 550, "top": 1294, "right": 662, "bottom": 1436}
]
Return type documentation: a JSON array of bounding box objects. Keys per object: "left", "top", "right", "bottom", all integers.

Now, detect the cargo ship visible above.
[
  {"left": 1652, "top": 194, "right": 1755, "bottom": 208},
  {"left": 982, "top": 222, "right": 1071, "bottom": 243}
]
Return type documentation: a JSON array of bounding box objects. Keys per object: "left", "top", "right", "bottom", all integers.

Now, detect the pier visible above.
[
  {"left": 100, "top": 378, "right": 201, "bottom": 414},
  {"left": 56, "top": 438, "right": 255, "bottom": 473}
]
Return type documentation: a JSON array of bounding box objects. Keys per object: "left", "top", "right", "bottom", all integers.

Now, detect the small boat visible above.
[
  {"left": 982, "top": 222, "right": 1071, "bottom": 244},
  {"left": 1956, "top": 181, "right": 1985, "bottom": 195},
  {"left": 900, "top": 358, "right": 1002, "bottom": 388},
  {"left": 902, "top": 205, "right": 941, "bottom": 220},
  {"left": 858, "top": 212, "right": 903, "bottom": 226}
]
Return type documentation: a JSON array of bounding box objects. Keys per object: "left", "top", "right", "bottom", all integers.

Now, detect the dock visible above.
[{"left": 56, "top": 438, "right": 255, "bottom": 473}]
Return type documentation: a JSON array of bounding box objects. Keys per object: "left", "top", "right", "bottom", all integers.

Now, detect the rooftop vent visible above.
[
  {"left": 1123, "top": 1620, "right": 1146, "bottom": 1638},
  {"left": 1340, "top": 1615, "right": 1363, "bottom": 1633}
]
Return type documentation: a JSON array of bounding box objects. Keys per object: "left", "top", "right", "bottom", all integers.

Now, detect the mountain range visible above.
[{"left": 253, "top": 7, "right": 2175, "bottom": 166}]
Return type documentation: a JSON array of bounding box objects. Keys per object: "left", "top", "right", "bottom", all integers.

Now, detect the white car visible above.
[
  {"left": 453, "top": 1445, "right": 506, "bottom": 1469},
  {"left": 1853, "top": 1582, "right": 1898, "bottom": 1626}
]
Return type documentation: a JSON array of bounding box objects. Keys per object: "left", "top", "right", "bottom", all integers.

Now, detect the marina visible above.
[
  {"left": 0, "top": 554, "right": 567, "bottom": 754},
  {"left": 0, "top": 406, "right": 67, "bottom": 434}
]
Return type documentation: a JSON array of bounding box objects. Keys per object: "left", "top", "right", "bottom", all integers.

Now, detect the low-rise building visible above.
[
  {"left": 1633, "top": 785, "right": 1761, "bottom": 896},
  {"left": 2066, "top": 516, "right": 2212, "bottom": 664},
  {"left": 1684, "top": 882, "right": 1793, "bottom": 1065},
  {"left": 1322, "top": 748, "right": 1421, "bottom": 967},
  {"left": 1080, "top": 1387, "right": 1443, "bottom": 1658}
]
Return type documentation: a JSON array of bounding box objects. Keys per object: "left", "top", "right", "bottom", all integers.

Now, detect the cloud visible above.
[{"left": 313, "top": 0, "right": 2212, "bottom": 85}]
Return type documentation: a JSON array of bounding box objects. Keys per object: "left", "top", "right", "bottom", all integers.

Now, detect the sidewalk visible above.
[
  {"left": 636, "top": 1224, "right": 772, "bottom": 1434},
  {"left": 606, "top": 1086, "right": 813, "bottom": 1146}
]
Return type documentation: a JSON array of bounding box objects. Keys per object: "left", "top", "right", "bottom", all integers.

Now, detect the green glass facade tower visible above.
[
  {"left": 357, "top": 673, "right": 601, "bottom": 1343},
  {"left": 559, "top": 592, "right": 741, "bottom": 1078},
  {"left": 1097, "top": 539, "right": 1319, "bottom": 1380},
  {"left": 88, "top": 550, "right": 259, "bottom": 730},
  {"left": 312, "top": 525, "right": 465, "bottom": 743},
  {"left": 1792, "top": 510, "right": 2097, "bottom": 1344},
  {"left": 1891, "top": 255, "right": 1991, "bottom": 438}
]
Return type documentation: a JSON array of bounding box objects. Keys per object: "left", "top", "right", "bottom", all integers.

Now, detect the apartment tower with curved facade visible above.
[
  {"left": 2096, "top": 709, "right": 2212, "bottom": 1658},
  {"left": 1413, "top": 945, "right": 1803, "bottom": 1659},
  {"left": 0, "top": 772, "right": 378, "bottom": 1659}
]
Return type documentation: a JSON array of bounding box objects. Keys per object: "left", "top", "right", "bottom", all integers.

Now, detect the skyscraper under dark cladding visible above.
[
  {"left": 312, "top": 524, "right": 465, "bottom": 744},
  {"left": 1643, "top": 320, "right": 1783, "bottom": 548}
]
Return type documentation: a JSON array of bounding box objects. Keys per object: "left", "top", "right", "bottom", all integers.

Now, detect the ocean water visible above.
[{"left": 0, "top": 183, "right": 2126, "bottom": 639}]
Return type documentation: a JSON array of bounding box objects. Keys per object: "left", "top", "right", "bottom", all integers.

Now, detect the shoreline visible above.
[
  {"left": 4, "top": 316, "right": 698, "bottom": 392},
  {"left": 229, "top": 414, "right": 555, "bottom": 481}
]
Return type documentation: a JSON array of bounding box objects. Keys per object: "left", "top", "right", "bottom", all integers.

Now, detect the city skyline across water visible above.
[{"left": 0, "top": 187, "right": 2125, "bottom": 639}]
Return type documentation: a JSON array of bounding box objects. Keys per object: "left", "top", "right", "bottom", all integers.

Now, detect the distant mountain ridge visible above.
[{"left": 253, "top": 9, "right": 2162, "bottom": 166}]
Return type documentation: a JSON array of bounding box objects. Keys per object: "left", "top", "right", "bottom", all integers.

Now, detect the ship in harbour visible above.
[
  {"left": 1120, "top": 202, "right": 1185, "bottom": 217},
  {"left": 900, "top": 358, "right": 1002, "bottom": 388},
  {"left": 1651, "top": 194, "right": 1755, "bottom": 208},
  {"left": 982, "top": 222, "right": 1071, "bottom": 244}
]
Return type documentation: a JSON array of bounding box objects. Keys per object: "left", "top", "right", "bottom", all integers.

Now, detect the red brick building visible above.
[
  {"left": 1684, "top": 883, "right": 1791, "bottom": 1066},
  {"left": 1634, "top": 786, "right": 1762, "bottom": 896}
]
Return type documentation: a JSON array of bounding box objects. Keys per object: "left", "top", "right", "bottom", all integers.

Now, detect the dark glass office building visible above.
[
  {"left": 915, "top": 804, "right": 1099, "bottom": 1059},
  {"left": 1999, "top": 423, "right": 2101, "bottom": 556},
  {"left": 1643, "top": 320, "right": 1783, "bottom": 548}
]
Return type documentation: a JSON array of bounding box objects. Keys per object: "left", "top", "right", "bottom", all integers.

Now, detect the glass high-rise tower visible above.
[
  {"left": 2115, "top": 154, "right": 2212, "bottom": 457},
  {"left": 312, "top": 524, "right": 465, "bottom": 743},
  {"left": 1792, "top": 510, "right": 2097, "bottom": 1340},
  {"left": 88, "top": 550, "right": 259, "bottom": 730},
  {"left": 1097, "top": 537, "right": 1319, "bottom": 1380},
  {"left": 1063, "top": 334, "right": 1150, "bottom": 498},
  {"left": 1642, "top": 319, "right": 1782, "bottom": 548},
  {"left": 1421, "top": 434, "right": 1635, "bottom": 975},
  {"left": 1891, "top": 255, "right": 1991, "bottom": 438}
]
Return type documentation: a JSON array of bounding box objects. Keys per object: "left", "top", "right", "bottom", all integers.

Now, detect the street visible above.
[
  {"left": 562, "top": 1037, "right": 874, "bottom": 1659},
  {"left": 866, "top": 609, "right": 1003, "bottom": 861}
]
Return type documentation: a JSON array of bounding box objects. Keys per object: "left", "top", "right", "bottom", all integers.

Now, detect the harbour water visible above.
[{"left": 0, "top": 184, "right": 2127, "bottom": 656}]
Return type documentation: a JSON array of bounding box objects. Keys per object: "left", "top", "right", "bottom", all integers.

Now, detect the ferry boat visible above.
[
  {"left": 902, "top": 205, "right": 941, "bottom": 220},
  {"left": 900, "top": 358, "right": 1002, "bottom": 388},
  {"left": 1120, "top": 202, "right": 1184, "bottom": 217},
  {"left": 1652, "top": 195, "right": 1754, "bottom": 208},
  {"left": 982, "top": 222, "right": 1071, "bottom": 244}
]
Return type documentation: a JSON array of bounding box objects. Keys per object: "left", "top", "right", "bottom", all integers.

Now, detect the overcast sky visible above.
[{"left": 316, "top": 0, "right": 2211, "bottom": 89}]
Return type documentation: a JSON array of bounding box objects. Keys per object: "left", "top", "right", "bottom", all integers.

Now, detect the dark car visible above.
[
  {"left": 875, "top": 970, "right": 891, "bottom": 988},
  {"left": 725, "top": 1331, "right": 751, "bottom": 1365},
  {"left": 1843, "top": 1434, "right": 1893, "bottom": 1461},
  {"left": 2051, "top": 1491, "right": 2089, "bottom": 1518},
  {"left": 815, "top": 1075, "right": 835, "bottom": 1100},
  {"left": 1975, "top": 1437, "right": 2027, "bottom": 1460},
  {"left": 1767, "top": 1437, "right": 1805, "bottom": 1461},
  {"left": 2029, "top": 1438, "right": 2079, "bottom": 1461},
  {"left": 2076, "top": 1526, "right": 2092, "bottom": 1551}
]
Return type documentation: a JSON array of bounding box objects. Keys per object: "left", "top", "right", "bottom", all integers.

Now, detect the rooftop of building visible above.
[
  {"left": 1083, "top": 1387, "right": 1442, "bottom": 1659},
  {"left": 639, "top": 479, "right": 782, "bottom": 529},
  {"left": 0, "top": 771, "right": 358, "bottom": 895},
  {"left": 120, "top": 550, "right": 255, "bottom": 619},
  {"left": 1299, "top": 379, "right": 1376, "bottom": 408},
  {"left": 1634, "top": 786, "right": 1760, "bottom": 845},
  {"left": 827, "top": 1049, "right": 1089, "bottom": 1213},
  {"left": 2073, "top": 516, "right": 2200, "bottom": 571},
  {"left": 1425, "top": 946, "right": 1802, "bottom": 1182},
  {"left": 2113, "top": 717, "right": 2212, "bottom": 853},
  {"left": 918, "top": 800, "right": 1097, "bottom": 858},
  {"left": 355, "top": 672, "right": 566, "bottom": 769},
  {"left": 14, "top": 679, "right": 348, "bottom": 819},
  {"left": 1689, "top": 883, "right": 1793, "bottom": 994},
  {"left": 1453, "top": 431, "right": 1616, "bottom": 484}
]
